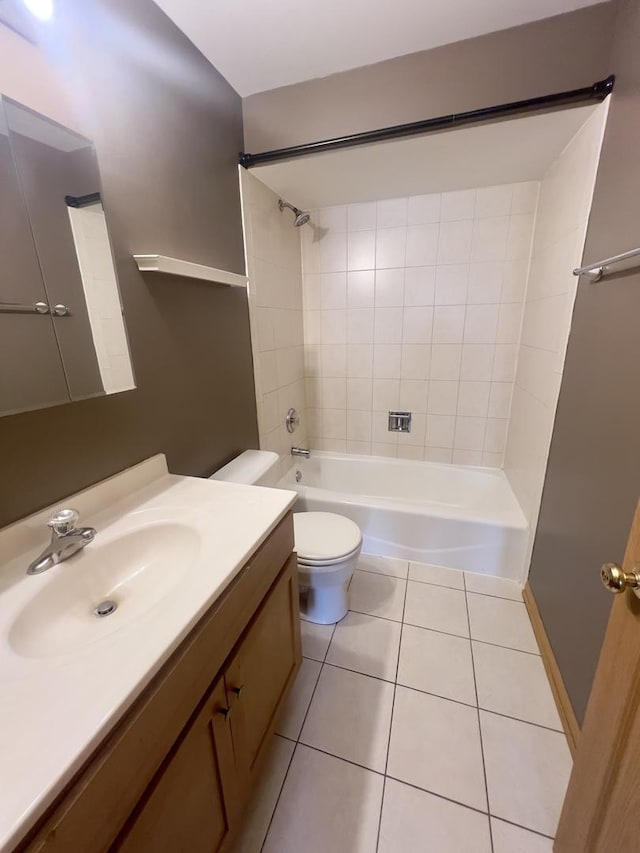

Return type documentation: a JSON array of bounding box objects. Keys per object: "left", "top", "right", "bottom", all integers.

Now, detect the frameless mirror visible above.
[{"left": 0, "top": 96, "right": 135, "bottom": 417}]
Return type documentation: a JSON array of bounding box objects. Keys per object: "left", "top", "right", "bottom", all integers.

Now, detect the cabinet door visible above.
[
  {"left": 226, "top": 554, "right": 301, "bottom": 788},
  {"left": 114, "top": 676, "right": 237, "bottom": 853}
]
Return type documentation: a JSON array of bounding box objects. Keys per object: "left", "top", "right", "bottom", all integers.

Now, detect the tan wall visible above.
[
  {"left": 242, "top": 3, "right": 616, "bottom": 153},
  {"left": 529, "top": 0, "right": 640, "bottom": 725},
  {"left": 0, "top": 0, "right": 257, "bottom": 527}
]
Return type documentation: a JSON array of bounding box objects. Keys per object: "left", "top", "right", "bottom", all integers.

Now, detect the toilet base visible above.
[{"left": 299, "top": 581, "right": 349, "bottom": 624}]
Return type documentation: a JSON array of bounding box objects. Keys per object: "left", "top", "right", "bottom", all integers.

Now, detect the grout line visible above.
[
  {"left": 261, "top": 619, "right": 339, "bottom": 852},
  {"left": 489, "top": 814, "right": 555, "bottom": 842},
  {"left": 298, "top": 740, "right": 386, "bottom": 778},
  {"left": 258, "top": 739, "right": 297, "bottom": 853},
  {"left": 375, "top": 565, "right": 409, "bottom": 852},
  {"left": 464, "top": 572, "right": 494, "bottom": 853},
  {"left": 383, "top": 772, "right": 555, "bottom": 840}
]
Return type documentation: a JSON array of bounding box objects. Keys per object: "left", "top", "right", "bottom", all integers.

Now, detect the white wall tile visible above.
[
  {"left": 320, "top": 232, "right": 347, "bottom": 272},
  {"left": 348, "top": 270, "right": 375, "bottom": 307},
  {"left": 375, "top": 268, "right": 405, "bottom": 306},
  {"left": 454, "top": 417, "right": 486, "bottom": 451},
  {"left": 403, "top": 307, "right": 434, "bottom": 344},
  {"left": 471, "top": 216, "right": 510, "bottom": 263},
  {"left": 426, "top": 414, "right": 456, "bottom": 448},
  {"left": 408, "top": 193, "right": 441, "bottom": 225},
  {"left": 377, "top": 197, "right": 408, "bottom": 228},
  {"left": 320, "top": 272, "right": 347, "bottom": 308},
  {"left": 404, "top": 266, "right": 436, "bottom": 306},
  {"left": 374, "top": 307, "right": 404, "bottom": 343},
  {"left": 428, "top": 381, "right": 459, "bottom": 415},
  {"left": 441, "top": 189, "right": 476, "bottom": 221},
  {"left": 437, "top": 220, "right": 473, "bottom": 264},
  {"left": 401, "top": 344, "right": 431, "bottom": 380},
  {"left": 348, "top": 202, "right": 377, "bottom": 231},
  {"left": 475, "top": 185, "right": 513, "bottom": 219},
  {"left": 503, "top": 101, "right": 609, "bottom": 577},
  {"left": 348, "top": 230, "right": 376, "bottom": 271},
  {"left": 374, "top": 345, "right": 402, "bottom": 379},
  {"left": 464, "top": 304, "right": 499, "bottom": 344},
  {"left": 348, "top": 377, "right": 373, "bottom": 410},
  {"left": 461, "top": 344, "right": 495, "bottom": 381},
  {"left": 458, "top": 381, "right": 491, "bottom": 417},
  {"left": 406, "top": 224, "right": 439, "bottom": 267},
  {"left": 435, "top": 264, "right": 468, "bottom": 305},
  {"left": 433, "top": 306, "right": 466, "bottom": 344},
  {"left": 348, "top": 308, "right": 375, "bottom": 344},
  {"left": 376, "top": 227, "right": 407, "bottom": 268},
  {"left": 468, "top": 262, "right": 503, "bottom": 304},
  {"left": 304, "top": 180, "right": 537, "bottom": 470},
  {"left": 347, "top": 344, "right": 374, "bottom": 377}
]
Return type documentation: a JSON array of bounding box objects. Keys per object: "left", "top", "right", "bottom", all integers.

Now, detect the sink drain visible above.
[{"left": 94, "top": 600, "right": 118, "bottom": 618}]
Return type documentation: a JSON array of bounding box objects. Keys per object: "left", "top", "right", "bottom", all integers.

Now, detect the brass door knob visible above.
[{"left": 600, "top": 562, "right": 640, "bottom": 593}]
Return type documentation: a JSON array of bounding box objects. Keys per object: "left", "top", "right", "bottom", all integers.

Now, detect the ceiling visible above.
[
  {"left": 153, "top": 0, "right": 603, "bottom": 96},
  {"left": 251, "top": 105, "right": 596, "bottom": 208}
]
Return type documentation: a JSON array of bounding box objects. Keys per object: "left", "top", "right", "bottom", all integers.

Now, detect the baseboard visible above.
[{"left": 523, "top": 582, "right": 580, "bottom": 757}]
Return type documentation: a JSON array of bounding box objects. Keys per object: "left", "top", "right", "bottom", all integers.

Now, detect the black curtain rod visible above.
[
  {"left": 239, "top": 75, "right": 615, "bottom": 169},
  {"left": 65, "top": 191, "right": 102, "bottom": 208}
]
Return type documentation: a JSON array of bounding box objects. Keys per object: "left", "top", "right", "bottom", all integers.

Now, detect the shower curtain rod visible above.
[{"left": 239, "top": 75, "right": 614, "bottom": 169}]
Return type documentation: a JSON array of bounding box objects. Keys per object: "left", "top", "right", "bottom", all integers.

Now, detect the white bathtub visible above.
[{"left": 278, "top": 452, "right": 528, "bottom": 582}]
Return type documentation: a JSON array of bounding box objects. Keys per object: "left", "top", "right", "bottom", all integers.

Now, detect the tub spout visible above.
[{"left": 291, "top": 447, "right": 310, "bottom": 459}]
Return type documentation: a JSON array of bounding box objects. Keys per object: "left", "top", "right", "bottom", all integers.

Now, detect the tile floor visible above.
[{"left": 231, "top": 554, "right": 572, "bottom": 853}]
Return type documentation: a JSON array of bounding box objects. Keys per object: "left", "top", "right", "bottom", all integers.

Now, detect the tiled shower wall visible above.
[
  {"left": 504, "top": 101, "right": 609, "bottom": 562},
  {"left": 241, "top": 169, "right": 307, "bottom": 476},
  {"left": 300, "top": 184, "right": 537, "bottom": 466}
]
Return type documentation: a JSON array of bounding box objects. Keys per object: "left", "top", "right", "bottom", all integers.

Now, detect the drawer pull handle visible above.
[
  {"left": 218, "top": 706, "right": 232, "bottom": 719},
  {"left": 231, "top": 685, "right": 244, "bottom": 697}
]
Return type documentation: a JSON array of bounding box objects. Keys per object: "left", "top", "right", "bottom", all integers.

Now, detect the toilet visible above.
[{"left": 211, "top": 450, "right": 362, "bottom": 624}]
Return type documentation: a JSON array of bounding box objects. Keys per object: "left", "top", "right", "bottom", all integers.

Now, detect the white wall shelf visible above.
[{"left": 133, "top": 254, "right": 248, "bottom": 288}]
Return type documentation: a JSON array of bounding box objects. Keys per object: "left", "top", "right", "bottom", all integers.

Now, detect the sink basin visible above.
[{"left": 9, "top": 523, "right": 200, "bottom": 659}]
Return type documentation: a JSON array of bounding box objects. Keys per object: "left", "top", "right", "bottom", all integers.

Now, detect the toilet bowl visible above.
[
  {"left": 210, "top": 450, "right": 362, "bottom": 624},
  {"left": 294, "top": 511, "right": 362, "bottom": 624}
]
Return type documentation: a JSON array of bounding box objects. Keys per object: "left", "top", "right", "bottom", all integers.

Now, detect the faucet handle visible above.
[{"left": 48, "top": 508, "right": 80, "bottom": 536}]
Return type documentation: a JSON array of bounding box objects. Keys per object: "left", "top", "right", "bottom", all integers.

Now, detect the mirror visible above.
[{"left": 0, "top": 96, "right": 135, "bottom": 417}]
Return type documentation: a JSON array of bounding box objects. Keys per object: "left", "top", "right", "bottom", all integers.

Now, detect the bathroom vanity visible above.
[{"left": 0, "top": 456, "right": 300, "bottom": 852}]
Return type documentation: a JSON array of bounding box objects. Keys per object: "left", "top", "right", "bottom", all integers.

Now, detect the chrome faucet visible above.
[
  {"left": 291, "top": 447, "right": 310, "bottom": 459},
  {"left": 27, "top": 508, "right": 96, "bottom": 575}
]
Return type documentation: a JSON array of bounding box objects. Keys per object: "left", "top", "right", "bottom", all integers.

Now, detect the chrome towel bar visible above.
[
  {"left": 573, "top": 247, "right": 640, "bottom": 281},
  {"left": 0, "top": 301, "right": 50, "bottom": 315}
]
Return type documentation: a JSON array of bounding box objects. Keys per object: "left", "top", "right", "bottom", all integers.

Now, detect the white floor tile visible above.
[
  {"left": 388, "top": 687, "right": 487, "bottom": 811},
  {"left": 275, "top": 657, "right": 321, "bottom": 740},
  {"left": 378, "top": 778, "right": 492, "bottom": 853},
  {"left": 467, "top": 593, "right": 538, "bottom": 653},
  {"left": 301, "top": 665, "right": 394, "bottom": 772},
  {"left": 358, "top": 552, "right": 409, "bottom": 578},
  {"left": 408, "top": 562, "right": 464, "bottom": 589},
  {"left": 326, "top": 610, "right": 402, "bottom": 681},
  {"left": 300, "top": 619, "right": 335, "bottom": 661},
  {"left": 491, "top": 818, "right": 553, "bottom": 853},
  {"left": 398, "top": 624, "right": 476, "bottom": 705},
  {"left": 230, "top": 735, "right": 294, "bottom": 853},
  {"left": 465, "top": 572, "right": 523, "bottom": 600},
  {"left": 349, "top": 570, "right": 407, "bottom": 621},
  {"left": 480, "top": 710, "right": 572, "bottom": 837},
  {"left": 404, "top": 581, "right": 469, "bottom": 637},
  {"left": 473, "top": 642, "right": 562, "bottom": 730},
  {"left": 262, "top": 745, "right": 384, "bottom": 853}
]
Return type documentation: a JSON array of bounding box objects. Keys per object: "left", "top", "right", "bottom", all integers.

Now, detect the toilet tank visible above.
[{"left": 210, "top": 450, "right": 280, "bottom": 487}]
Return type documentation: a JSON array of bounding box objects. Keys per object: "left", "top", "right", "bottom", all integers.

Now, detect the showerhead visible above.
[{"left": 278, "top": 198, "right": 311, "bottom": 227}]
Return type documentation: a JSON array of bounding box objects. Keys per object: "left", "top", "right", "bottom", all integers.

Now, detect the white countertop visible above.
[{"left": 0, "top": 456, "right": 296, "bottom": 851}]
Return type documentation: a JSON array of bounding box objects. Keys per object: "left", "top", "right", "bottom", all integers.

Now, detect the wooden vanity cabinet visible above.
[{"left": 19, "top": 513, "right": 300, "bottom": 853}]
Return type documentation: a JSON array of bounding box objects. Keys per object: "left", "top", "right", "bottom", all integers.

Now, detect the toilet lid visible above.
[{"left": 294, "top": 512, "right": 362, "bottom": 563}]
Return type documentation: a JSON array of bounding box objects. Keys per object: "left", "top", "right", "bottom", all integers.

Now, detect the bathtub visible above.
[{"left": 278, "top": 452, "right": 528, "bottom": 582}]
